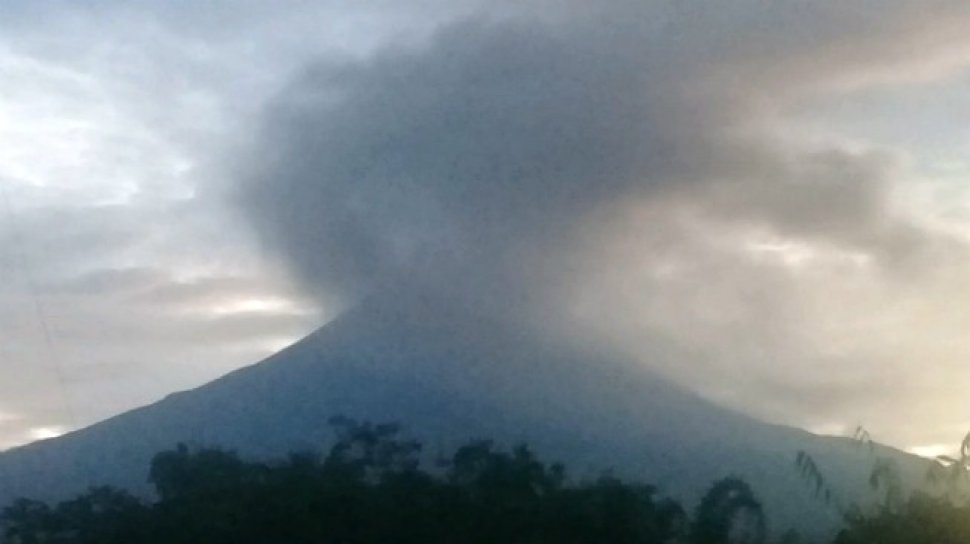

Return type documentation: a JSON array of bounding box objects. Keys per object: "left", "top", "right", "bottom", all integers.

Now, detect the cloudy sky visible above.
[{"left": 2, "top": 0, "right": 970, "bottom": 456}]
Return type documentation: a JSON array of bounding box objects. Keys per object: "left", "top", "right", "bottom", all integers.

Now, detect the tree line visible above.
[{"left": 1, "top": 418, "right": 968, "bottom": 543}]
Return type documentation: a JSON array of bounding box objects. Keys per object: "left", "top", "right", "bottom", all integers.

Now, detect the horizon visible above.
[{"left": 2, "top": 1, "right": 970, "bottom": 458}]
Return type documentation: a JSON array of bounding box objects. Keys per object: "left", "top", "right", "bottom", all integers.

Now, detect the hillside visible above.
[{"left": 0, "top": 293, "right": 928, "bottom": 538}]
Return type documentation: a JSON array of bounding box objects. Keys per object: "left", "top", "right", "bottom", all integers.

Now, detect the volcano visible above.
[{"left": 0, "top": 293, "right": 926, "bottom": 537}]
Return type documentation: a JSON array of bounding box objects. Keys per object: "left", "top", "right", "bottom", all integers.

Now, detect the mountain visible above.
[{"left": 0, "top": 293, "right": 928, "bottom": 538}]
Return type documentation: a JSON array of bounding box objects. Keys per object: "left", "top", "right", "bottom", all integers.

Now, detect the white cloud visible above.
[{"left": 28, "top": 426, "right": 65, "bottom": 441}]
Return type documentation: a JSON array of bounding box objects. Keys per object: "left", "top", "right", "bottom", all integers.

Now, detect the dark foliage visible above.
[
  {"left": 833, "top": 493, "right": 970, "bottom": 544},
  {"left": 18, "top": 418, "right": 970, "bottom": 543},
  {"left": 691, "top": 477, "right": 765, "bottom": 544},
  {"left": 1, "top": 418, "right": 701, "bottom": 544}
]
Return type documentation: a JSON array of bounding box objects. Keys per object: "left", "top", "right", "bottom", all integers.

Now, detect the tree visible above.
[
  {"left": 1, "top": 417, "right": 694, "bottom": 544},
  {"left": 797, "top": 428, "right": 970, "bottom": 544},
  {"left": 2, "top": 499, "right": 54, "bottom": 544},
  {"left": 834, "top": 493, "right": 970, "bottom": 544},
  {"left": 691, "top": 477, "right": 765, "bottom": 544},
  {"left": 51, "top": 487, "right": 148, "bottom": 544}
]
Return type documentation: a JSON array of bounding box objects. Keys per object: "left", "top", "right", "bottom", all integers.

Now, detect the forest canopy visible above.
[{"left": 1, "top": 419, "right": 968, "bottom": 544}]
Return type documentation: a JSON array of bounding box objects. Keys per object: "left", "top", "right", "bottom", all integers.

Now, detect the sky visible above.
[{"left": 2, "top": 1, "right": 970, "bottom": 457}]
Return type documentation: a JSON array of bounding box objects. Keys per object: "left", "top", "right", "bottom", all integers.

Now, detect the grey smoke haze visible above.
[
  {"left": 238, "top": 1, "right": 956, "bottom": 311},
  {"left": 239, "top": 15, "right": 673, "bottom": 307}
]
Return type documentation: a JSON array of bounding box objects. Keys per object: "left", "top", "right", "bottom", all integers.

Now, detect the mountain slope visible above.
[{"left": 0, "top": 293, "right": 927, "bottom": 537}]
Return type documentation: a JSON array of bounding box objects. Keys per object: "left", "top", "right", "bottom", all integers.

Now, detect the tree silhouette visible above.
[
  {"left": 691, "top": 477, "right": 766, "bottom": 544},
  {"left": 2, "top": 499, "right": 54, "bottom": 544},
  {"left": 796, "top": 427, "right": 970, "bottom": 543},
  {"left": 928, "top": 431, "right": 970, "bottom": 502},
  {"left": 834, "top": 493, "right": 970, "bottom": 544},
  {"left": 0, "top": 417, "right": 718, "bottom": 544}
]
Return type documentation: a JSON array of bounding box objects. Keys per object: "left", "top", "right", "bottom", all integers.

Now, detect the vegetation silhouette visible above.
[
  {"left": 24, "top": 417, "right": 970, "bottom": 543},
  {"left": 690, "top": 477, "right": 765, "bottom": 544},
  {"left": 3, "top": 417, "right": 744, "bottom": 544},
  {"left": 795, "top": 428, "right": 970, "bottom": 543}
]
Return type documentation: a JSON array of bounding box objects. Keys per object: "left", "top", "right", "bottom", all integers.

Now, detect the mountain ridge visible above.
[{"left": 0, "top": 294, "right": 929, "bottom": 538}]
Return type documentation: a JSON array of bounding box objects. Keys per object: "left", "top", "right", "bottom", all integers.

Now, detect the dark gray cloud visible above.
[
  {"left": 238, "top": 1, "right": 964, "bottom": 307},
  {"left": 239, "top": 16, "right": 676, "bottom": 306}
]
